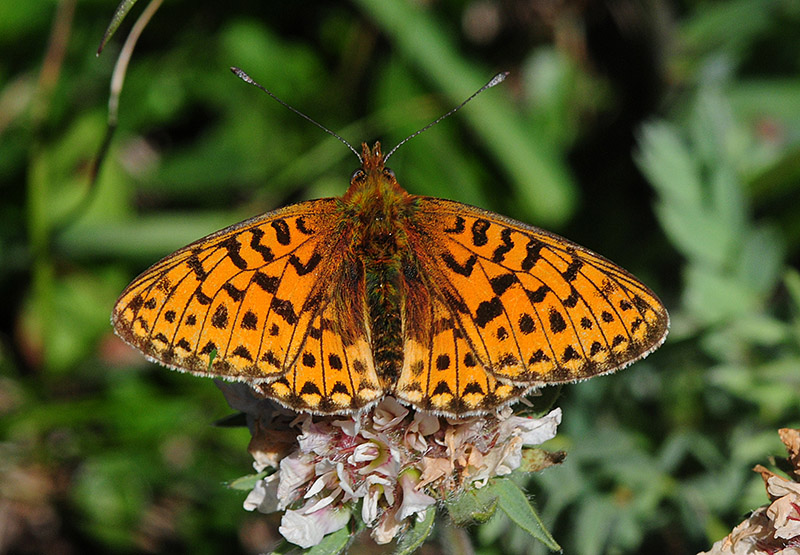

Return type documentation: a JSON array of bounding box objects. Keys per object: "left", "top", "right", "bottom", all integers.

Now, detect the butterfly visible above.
[{"left": 112, "top": 72, "right": 669, "bottom": 418}]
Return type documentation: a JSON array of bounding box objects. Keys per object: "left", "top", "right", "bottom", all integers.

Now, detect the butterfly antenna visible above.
[
  {"left": 231, "top": 67, "right": 362, "bottom": 163},
  {"left": 384, "top": 71, "right": 509, "bottom": 162}
]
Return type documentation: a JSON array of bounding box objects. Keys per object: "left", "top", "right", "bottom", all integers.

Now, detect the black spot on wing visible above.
[
  {"left": 187, "top": 251, "right": 208, "bottom": 280},
  {"left": 471, "top": 219, "right": 490, "bottom": 246},
  {"left": 195, "top": 288, "right": 212, "bottom": 305},
  {"left": 233, "top": 345, "right": 253, "bottom": 361},
  {"left": 222, "top": 282, "right": 245, "bottom": 302},
  {"left": 526, "top": 286, "right": 549, "bottom": 304},
  {"left": 521, "top": 238, "right": 544, "bottom": 271},
  {"left": 441, "top": 253, "right": 477, "bottom": 277},
  {"left": 562, "top": 346, "right": 580, "bottom": 362},
  {"left": 212, "top": 305, "right": 229, "bottom": 329},
  {"left": 299, "top": 381, "right": 321, "bottom": 396},
  {"left": 562, "top": 259, "right": 583, "bottom": 282},
  {"left": 490, "top": 273, "right": 515, "bottom": 296},
  {"left": 220, "top": 237, "right": 247, "bottom": 269},
  {"left": 295, "top": 217, "right": 314, "bottom": 235},
  {"left": 491, "top": 228, "right": 514, "bottom": 263},
  {"left": 200, "top": 341, "right": 217, "bottom": 355},
  {"left": 432, "top": 381, "right": 452, "bottom": 396},
  {"left": 444, "top": 216, "right": 465, "bottom": 234},
  {"left": 128, "top": 295, "right": 144, "bottom": 312},
  {"left": 271, "top": 298, "right": 298, "bottom": 325},
  {"left": 241, "top": 310, "right": 258, "bottom": 330},
  {"left": 328, "top": 354, "right": 342, "bottom": 370},
  {"left": 249, "top": 228, "right": 274, "bottom": 263},
  {"left": 548, "top": 310, "right": 567, "bottom": 333},
  {"left": 463, "top": 381, "right": 484, "bottom": 395},
  {"left": 289, "top": 253, "right": 321, "bottom": 276},
  {"left": 519, "top": 313, "right": 535, "bottom": 334},
  {"left": 330, "top": 382, "right": 349, "bottom": 395},
  {"left": 475, "top": 297, "right": 503, "bottom": 328},
  {"left": 253, "top": 272, "right": 279, "bottom": 293},
  {"left": 271, "top": 219, "right": 291, "bottom": 245}
]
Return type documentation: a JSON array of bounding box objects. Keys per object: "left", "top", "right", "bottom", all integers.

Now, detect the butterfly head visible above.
[{"left": 343, "top": 142, "right": 407, "bottom": 206}]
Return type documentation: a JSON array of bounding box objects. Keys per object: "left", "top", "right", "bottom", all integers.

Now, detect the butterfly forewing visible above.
[
  {"left": 112, "top": 199, "right": 380, "bottom": 412},
  {"left": 405, "top": 198, "right": 669, "bottom": 388}
]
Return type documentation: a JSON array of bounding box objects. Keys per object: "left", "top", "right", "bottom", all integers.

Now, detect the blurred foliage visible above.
[{"left": 1, "top": 0, "right": 800, "bottom": 553}]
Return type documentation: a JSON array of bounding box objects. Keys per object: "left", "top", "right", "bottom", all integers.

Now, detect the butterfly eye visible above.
[
  {"left": 351, "top": 169, "right": 366, "bottom": 182},
  {"left": 383, "top": 167, "right": 396, "bottom": 180}
]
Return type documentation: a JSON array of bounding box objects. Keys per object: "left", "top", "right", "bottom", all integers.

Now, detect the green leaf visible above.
[
  {"left": 491, "top": 478, "right": 561, "bottom": 551},
  {"left": 305, "top": 526, "right": 351, "bottom": 555},
  {"left": 394, "top": 507, "right": 436, "bottom": 555},
  {"left": 227, "top": 472, "right": 267, "bottom": 491},
  {"left": 445, "top": 484, "right": 499, "bottom": 526}
]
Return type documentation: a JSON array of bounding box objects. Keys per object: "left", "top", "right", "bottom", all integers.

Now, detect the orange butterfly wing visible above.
[
  {"left": 394, "top": 198, "right": 669, "bottom": 414},
  {"left": 112, "top": 200, "right": 382, "bottom": 413}
]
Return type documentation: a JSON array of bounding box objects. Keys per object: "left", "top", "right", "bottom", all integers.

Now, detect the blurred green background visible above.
[{"left": 2, "top": 0, "right": 800, "bottom": 553}]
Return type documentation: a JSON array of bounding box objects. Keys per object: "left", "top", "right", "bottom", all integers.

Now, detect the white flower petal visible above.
[
  {"left": 362, "top": 483, "right": 383, "bottom": 525},
  {"left": 305, "top": 474, "right": 328, "bottom": 498},
  {"left": 398, "top": 472, "right": 436, "bottom": 521},
  {"left": 373, "top": 397, "right": 409, "bottom": 430},
  {"left": 243, "top": 474, "right": 280, "bottom": 513},
  {"left": 279, "top": 505, "right": 351, "bottom": 549},
  {"left": 303, "top": 488, "right": 342, "bottom": 514},
  {"left": 501, "top": 408, "right": 562, "bottom": 447},
  {"left": 297, "top": 422, "right": 334, "bottom": 454},
  {"left": 277, "top": 454, "right": 315, "bottom": 507},
  {"left": 371, "top": 506, "right": 404, "bottom": 545},
  {"left": 351, "top": 441, "right": 380, "bottom": 464},
  {"left": 333, "top": 418, "right": 358, "bottom": 437}
]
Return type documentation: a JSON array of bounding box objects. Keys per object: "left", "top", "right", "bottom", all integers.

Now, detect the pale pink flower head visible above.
[
  {"left": 220, "top": 383, "right": 563, "bottom": 549},
  {"left": 700, "top": 428, "right": 800, "bottom": 555}
]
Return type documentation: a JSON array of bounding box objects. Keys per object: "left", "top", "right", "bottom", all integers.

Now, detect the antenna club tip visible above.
[
  {"left": 489, "top": 71, "right": 509, "bottom": 87},
  {"left": 231, "top": 67, "right": 254, "bottom": 84}
]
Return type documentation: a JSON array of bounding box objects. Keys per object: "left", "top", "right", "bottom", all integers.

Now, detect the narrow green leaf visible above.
[
  {"left": 306, "top": 526, "right": 351, "bottom": 555},
  {"left": 491, "top": 478, "right": 561, "bottom": 551},
  {"left": 227, "top": 472, "right": 267, "bottom": 491},
  {"left": 394, "top": 507, "right": 436, "bottom": 555},
  {"left": 98, "top": 0, "right": 140, "bottom": 54}
]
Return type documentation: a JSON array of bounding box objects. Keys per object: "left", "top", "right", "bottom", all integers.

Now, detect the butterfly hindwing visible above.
[
  {"left": 405, "top": 198, "right": 669, "bottom": 388},
  {"left": 254, "top": 260, "right": 383, "bottom": 413},
  {"left": 397, "top": 274, "right": 531, "bottom": 415}
]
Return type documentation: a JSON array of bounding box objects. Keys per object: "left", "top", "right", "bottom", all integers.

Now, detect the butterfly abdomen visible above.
[
  {"left": 365, "top": 262, "right": 404, "bottom": 385},
  {"left": 354, "top": 203, "right": 415, "bottom": 387}
]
